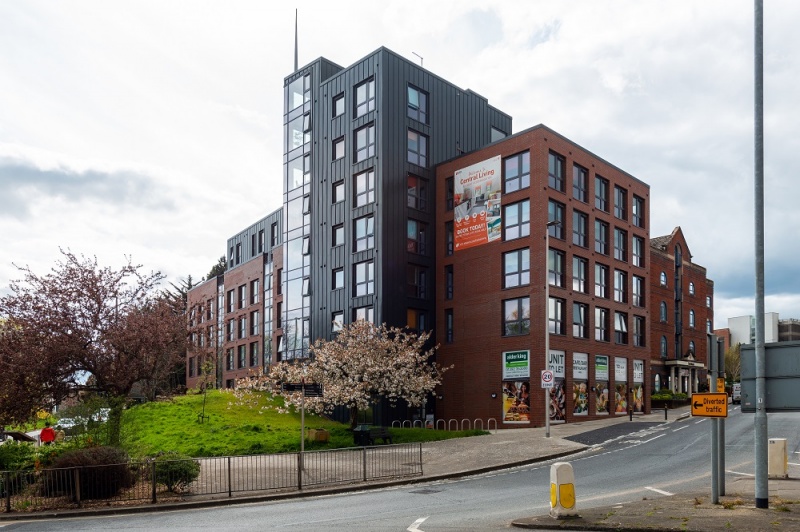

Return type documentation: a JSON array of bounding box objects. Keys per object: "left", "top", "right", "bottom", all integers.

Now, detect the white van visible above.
[{"left": 732, "top": 383, "right": 742, "bottom": 404}]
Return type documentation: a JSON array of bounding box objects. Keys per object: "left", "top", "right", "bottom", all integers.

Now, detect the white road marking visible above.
[
  {"left": 645, "top": 486, "right": 674, "bottom": 496},
  {"left": 673, "top": 425, "right": 688, "bottom": 432},
  {"left": 407, "top": 516, "right": 428, "bottom": 532},
  {"left": 728, "top": 470, "right": 755, "bottom": 477},
  {"left": 788, "top": 462, "right": 800, "bottom": 467}
]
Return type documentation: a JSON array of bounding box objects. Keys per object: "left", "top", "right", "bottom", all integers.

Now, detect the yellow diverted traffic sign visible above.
[{"left": 690, "top": 392, "right": 728, "bottom": 418}]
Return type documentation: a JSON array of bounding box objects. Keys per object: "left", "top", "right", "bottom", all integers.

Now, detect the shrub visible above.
[
  {"left": 151, "top": 452, "right": 201, "bottom": 492},
  {"left": 0, "top": 441, "right": 36, "bottom": 470},
  {"left": 42, "top": 446, "right": 133, "bottom": 499}
]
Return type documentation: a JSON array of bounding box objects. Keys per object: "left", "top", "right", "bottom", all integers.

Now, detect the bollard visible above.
[
  {"left": 664, "top": 406, "right": 668, "bottom": 421},
  {"left": 629, "top": 408, "right": 633, "bottom": 421},
  {"left": 550, "top": 462, "right": 578, "bottom": 518}
]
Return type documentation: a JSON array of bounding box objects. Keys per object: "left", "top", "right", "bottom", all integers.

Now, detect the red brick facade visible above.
[{"left": 435, "top": 125, "right": 651, "bottom": 428}]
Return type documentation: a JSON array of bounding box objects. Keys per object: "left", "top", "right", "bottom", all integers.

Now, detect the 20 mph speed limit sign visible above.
[{"left": 541, "top": 369, "right": 555, "bottom": 388}]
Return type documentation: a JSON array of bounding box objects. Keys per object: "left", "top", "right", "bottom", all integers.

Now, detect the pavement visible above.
[{"left": 3, "top": 406, "right": 800, "bottom": 530}]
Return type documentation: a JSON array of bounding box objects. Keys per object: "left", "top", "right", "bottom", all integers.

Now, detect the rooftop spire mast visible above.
[{"left": 294, "top": 9, "right": 298, "bottom": 71}]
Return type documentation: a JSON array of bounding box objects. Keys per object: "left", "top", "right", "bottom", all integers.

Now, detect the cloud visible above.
[{"left": 0, "top": 156, "right": 174, "bottom": 220}]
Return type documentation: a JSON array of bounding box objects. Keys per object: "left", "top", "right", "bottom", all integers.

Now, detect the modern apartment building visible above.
[
  {"left": 434, "top": 125, "right": 652, "bottom": 427},
  {"left": 649, "top": 227, "right": 714, "bottom": 395}
]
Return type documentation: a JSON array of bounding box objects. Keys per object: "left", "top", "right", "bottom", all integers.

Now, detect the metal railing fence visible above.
[{"left": 1, "top": 442, "right": 422, "bottom": 513}]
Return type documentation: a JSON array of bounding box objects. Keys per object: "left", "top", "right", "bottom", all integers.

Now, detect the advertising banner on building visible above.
[
  {"left": 615, "top": 357, "right": 628, "bottom": 413},
  {"left": 632, "top": 359, "right": 644, "bottom": 413},
  {"left": 502, "top": 381, "right": 531, "bottom": 424},
  {"left": 595, "top": 355, "right": 609, "bottom": 414},
  {"left": 549, "top": 350, "right": 566, "bottom": 423},
  {"left": 572, "top": 352, "right": 589, "bottom": 415},
  {"left": 502, "top": 350, "right": 530, "bottom": 424},
  {"left": 454, "top": 155, "right": 502, "bottom": 251}
]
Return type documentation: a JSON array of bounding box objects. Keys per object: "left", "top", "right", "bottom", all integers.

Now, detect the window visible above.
[
  {"left": 407, "top": 130, "right": 428, "bottom": 166},
  {"left": 633, "top": 195, "right": 645, "bottom": 228},
  {"left": 548, "top": 151, "right": 566, "bottom": 192},
  {"left": 614, "top": 186, "right": 627, "bottom": 220},
  {"left": 445, "top": 308, "right": 454, "bottom": 343},
  {"left": 276, "top": 302, "right": 282, "bottom": 328},
  {"left": 595, "top": 220, "right": 609, "bottom": 255},
  {"left": 235, "top": 243, "right": 241, "bottom": 265},
  {"left": 407, "top": 265, "right": 427, "bottom": 298},
  {"left": 595, "top": 263, "right": 609, "bottom": 298},
  {"left": 355, "top": 306, "right": 374, "bottom": 323},
  {"left": 707, "top": 319, "right": 713, "bottom": 333},
  {"left": 689, "top": 310, "right": 696, "bottom": 328},
  {"left": 333, "top": 181, "right": 344, "bottom": 203},
  {"left": 271, "top": 222, "right": 279, "bottom": 246},
  {"left": 548, "top": 248, "right": 565, "bottom": 288},
  {"left": 549, "top": 297, "right": 566, "bottom": 335},
  {"left": 302, "top": 237, "right": 310, "bottom": 255},
  {"left": 572, "top": 210, "right": 588, "bottom": 247},
  {"left": 445, "top": 177, "right": 454, "bottom": 211},
  {"left": 407, "top": 219, "right": 427, "bottom": 254},
  {"left": 238, "top": 285, "right": 246, "bottom": 309},
  {"left": 660, "top": 301, "right": 668, "bottom": 322},
  {"left": 689, "top": 341, "right": 696, "bottom": 355},
  {"left": 333, "top": 137, "right": 345, "bottom": 160},
  {"left": 614, "top": 270, "right": 627, "bottom": 303},
  {"left": 573, "top": 303, "right": 589, "bottom": 339},
  {"left": 407, "top": 84, "right": 428, "bottom": 123},
  {"left": 355, "top": 78, "right": 375, "bottom": 117},
  {"left": 504, "top": 151, "right": 530, "bottom": 193},
  {"left": 407, "top": 175, "right": 427, "bottom": 210},
  {"left": 354, "top": 216, "right": 375, "bottom": 251},
  {"left": 595, "top": 307, "right": 609, "bottom": 342},
  {"left": 632, "top": 236, "right": 644, "bottom": 267},
  {"left": 354, "top": 261, "right": 374, "bottom": 296},
  {"left": 445, "top": 221, "right": 454, "bottom": 256},
  {"left": 548, "top": 201, "right": 565, "bottom": 239},
  {"left": 614, "top": 312, "right": 628, "bottom": 344},
  {"left": 226, "top": 349, "right": 234, "bottom": 371},
  {"left": 227, "top": 289, "right": 235, "bottom": 313},
  {"left": 250, "top": 342, "right": 259, "bottom": 367},
  {"left": 333, "top": 268, "right": 344, "bottom": 290},
  {"left": 660, "top": 272, "right": 668, "bottom": 286},
  {"left": 503, "top": 297, "right": 530, "bottom": 336},
  {"left": 354, "top": 169, "right": 375, "bottom": 207},
  {"left": 354, "top": 124, "right": 375, "bottom": 162},
  {"left": 491, "top": 127, "right": 506, "bottom": 141},
  {"left": 632, "top": 275, "right": 644, "bottom": 307},
  {"left": 239, "top": 316, "right": 247, "bottom": 339},
  {"left": 333, "top": 93, "right": 345, "bottom": 117},
  {"left": 661, "top": 336, "right": 668, "bottom": 359},
  {"left": 504, "top": 248, "right": 530, "bottom": 288},
  {"left": 288, "top": 74, "right": 310, "bottom": 111},
  {"left": 689, "top": 282, "right": 695, "bottom": 295},
  {"left": 332, "top": 312, "right": 343, "bottom": 333},
  {"left": 189, "top": 357, "right": 196, "bottom": 377},
  {"left": 333, "top": 224, "right": 344, "bottom": 246},
  {"left": 238, "top": 345, "right": 246, "bottom": 369},
  {"left": 445, "top": 264, "right": 454, "bottom": 300},
  {"left": 258, "top": 230, "right": 265, "bottom": 253},
  {"left": 706, "top": 296, "right": 712, "bottom": 308},
  {"left": 595, "top": 176, "right": 609, "bottom": 211},
  {"left": 573, "top": 165, "right": 588, "bottom": 202},
  {"left": 633, "top": 316, "right": 645, "bottom": 347},
  {"left": 250, "top": 311, "right": 259, "bottom": 336},
  {"left": 614, "top": 228, "right": 627, "bottom": 262},
  {"left": 406, "top": 309, "right": 428, "bottom": 334},
  {"left": 504, "top": 200, "right": 530, "bottom": 240},
  {"left": 572, "top": 256, "right": 588, "bottom": 293}
]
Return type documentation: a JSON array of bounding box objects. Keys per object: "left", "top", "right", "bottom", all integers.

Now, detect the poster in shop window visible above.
[
  {"left": 595, "top": 355, "right": 609, "bottom": 415},
  {"left": 454, "top": 156, "right": 502, "bottom": 251},
  {"left": 502, "top": 351, "right": 530, "bottom": 423},
  {"left": 614, "top": 357, "right": 628, "bottom": 414},
  {"left": 549, "top": 350, "right": 566, "bottom": 423},
  {"left": 572, "top": 352, "right": 589, "bottom": 415},
  {"left": 632, "top": 359, "right": 644, "bottom": 413}
]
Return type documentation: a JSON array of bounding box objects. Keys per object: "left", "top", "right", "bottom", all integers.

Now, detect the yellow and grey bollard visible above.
[{"left": 549, "top": 461, "right": 578, "bottom": 518}]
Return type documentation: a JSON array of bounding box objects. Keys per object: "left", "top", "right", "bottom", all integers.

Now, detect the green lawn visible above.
[{"left": 120, "top": 390, "right": 484, "bottom": 459}]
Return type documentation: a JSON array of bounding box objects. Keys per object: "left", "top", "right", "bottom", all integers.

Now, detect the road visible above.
[{"left": 3, "top": 407, "right": 798, "bottom": 531}]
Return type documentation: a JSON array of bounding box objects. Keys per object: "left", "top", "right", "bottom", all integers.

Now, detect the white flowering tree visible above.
[{"left": 233, "top": 320, "right": 450, "bottom": 428}]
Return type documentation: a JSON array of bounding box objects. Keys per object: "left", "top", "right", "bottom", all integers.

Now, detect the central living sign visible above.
[{"left": 454, "top": 155, "right": 502, "bottom": 251}]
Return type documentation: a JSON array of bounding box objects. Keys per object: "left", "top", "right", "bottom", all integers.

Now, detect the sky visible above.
[{"left": 1, "top": 1, "right": 798, "bottom": 329}]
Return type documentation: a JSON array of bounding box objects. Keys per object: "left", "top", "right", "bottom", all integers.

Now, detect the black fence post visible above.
[
  {"left": 151, "top": 461, "right": 157, "bottom": 504},
  {"left": 419, "top": 443, "right": 423, "bottom": 476},
  {"left": 227, "top": 457, "right": 232, "bottom": 498},
  {"left": 362, "top": 447, "right": 368, "bottom": 482},
  {"left": 297, "top": 453, "right": 303, "bottom": 490},
  {"left": 4, "top": 471, "right": 10, "bottom": 513},
  {"left": 73, "top": 468, "right": 81, "bottom": 506}
]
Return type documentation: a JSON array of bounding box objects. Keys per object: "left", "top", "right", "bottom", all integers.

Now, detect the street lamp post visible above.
[{"left": 544, "top": 220, "right": 560, "bottom": 438}]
